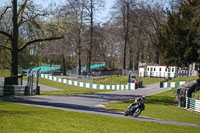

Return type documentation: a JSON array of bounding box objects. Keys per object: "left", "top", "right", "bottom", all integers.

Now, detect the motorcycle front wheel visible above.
[{"left": 124, "top": 109, "right": 130, "bottom": 116}]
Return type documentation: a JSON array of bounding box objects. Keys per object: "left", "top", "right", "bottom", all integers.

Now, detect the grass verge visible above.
[
  {"left": 93, "top": 76, "right": 128, "bottom": 85},
  {"left": 93, "top": 76, "right": 165, "bottom": 86},
  {"left": 168, "top": 77, "right": 198, "bottom": 82},
  {"left": 105, "top": 88, "right": 200, "bottom": 125},
  {"left": 24, "top": 77, "right": 110, "bottom": 95},
  {"left": 0, "top": 100, "right": 199, "bottom": 133},
  {"left": 142, "top": 78, "right": 166, "bottom": 86}
]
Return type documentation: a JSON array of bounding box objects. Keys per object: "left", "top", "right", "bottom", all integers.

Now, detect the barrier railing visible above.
[
  {"left": 186, "top": 97, "right": 200, "bottom": 113},
  {"left": 41, "top": 74, "right": 138, "bottom": 90},
  {"left": 160, "top": 81, "right": 187, "bottom": 88}
]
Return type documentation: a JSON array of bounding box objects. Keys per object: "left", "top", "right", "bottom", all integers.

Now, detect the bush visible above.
[{"left": 192, "top": 90, "right": 200, "bottom": 100}]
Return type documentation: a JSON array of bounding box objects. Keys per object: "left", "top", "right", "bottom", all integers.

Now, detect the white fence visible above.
[{"left": 41, "top": 74, "right": 136, "bottom": 90}]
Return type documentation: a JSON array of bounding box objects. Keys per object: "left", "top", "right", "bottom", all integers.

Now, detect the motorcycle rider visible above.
[
  {"left": 124, "top": 96, "right": 146, "bottom": 117},
  {"left": 134, "top": 96, "right": 145, "bottom": 104}
]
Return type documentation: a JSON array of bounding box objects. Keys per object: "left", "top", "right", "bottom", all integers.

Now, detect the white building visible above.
[{"left": 139, "top": 65, "right": 178, "bottom": 78}]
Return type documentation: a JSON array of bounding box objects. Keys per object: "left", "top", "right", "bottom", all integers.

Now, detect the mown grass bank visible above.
[
  {"left": 0, "top": 101, "right": 199, "bottom": 133},
  {"left": 91, "top": 76, "right": 165, "bottom": 86},
  {"left": 169, "top": 77, "right": 198, "bottom": 82},
  {"left": 106, "top": 88, "right": 200, "bottom": 125}
]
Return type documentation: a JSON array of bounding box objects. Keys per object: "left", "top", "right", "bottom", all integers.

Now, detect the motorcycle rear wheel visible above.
[{"left": 132, "top": 108, "right": 142, "bottom": 117}]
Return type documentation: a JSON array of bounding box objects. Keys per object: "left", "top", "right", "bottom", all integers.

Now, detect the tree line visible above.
[{"left": 1, "top": 0, "right": 198, "bottom": 79}]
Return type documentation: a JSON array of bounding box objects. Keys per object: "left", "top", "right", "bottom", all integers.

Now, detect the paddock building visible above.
[{"left": 139, "top": 65, "right": 178, "bottom": 78}]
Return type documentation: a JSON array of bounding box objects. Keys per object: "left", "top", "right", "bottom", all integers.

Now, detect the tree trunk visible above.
[
  {"left": 134, "top": 49, "right": 140, "bottom": 70},
  {"left": 86, "top": 0, "right": 93, "bottom": 75},
  {"left": 154, "top": 49, "right": 160, "bottom": 64},
  {"left": 11, "top": 0, "right": 19, "bottom": 84},
  {"left": 128, "top": 43, "right": 133, "bottom": 70},
  {"left": 77, "top": 8, "right": 83, "bottom": 76},
  {"left": 122, "top": 0, "right": 130, "bottom": 72},
  {"left": 123, "top": 38, "right": 127, "bottom": 71},
  {"left": 78, "top": 47, "right": 81, "bottom": 75},
  {"left": 62, "top": 54, "right": 66, "bottom": 75}
]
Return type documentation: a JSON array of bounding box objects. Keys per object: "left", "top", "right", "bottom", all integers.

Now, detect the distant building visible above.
[
  {"left": 139, "top": 64, "right": 178, "bottom": 78},
  {"left": 139, "top": 63, "right": 198, "bottom": 78}
]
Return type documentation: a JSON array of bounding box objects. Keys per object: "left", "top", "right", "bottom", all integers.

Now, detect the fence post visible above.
[{"left": 35, "top": 68, "right": 41, "bottom": 95}]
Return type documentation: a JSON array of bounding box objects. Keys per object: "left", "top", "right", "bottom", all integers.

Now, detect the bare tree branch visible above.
[
  {"left": 0, "top": 39, "right": 12, "bottom": 51},
  {"left": 19, "top": 36, "right": 64, "bottom": 52},
  {"left": 0, "top": 30, "right": 12, "bottom": 41},
  {"left": 0, "top": 6, "right": 11, "bottom": 20},
  {"left": 17, "top": 0, "right": 28, "bottom": 26},
  {"left": 0, "top": 44, "right": 12, "bottom": 51},
  {"left": 19, "top": 13, "right": 40, "bottom": 26}
]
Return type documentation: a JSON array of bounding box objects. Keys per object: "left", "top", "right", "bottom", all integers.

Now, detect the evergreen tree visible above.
[{"left": 157, "top": 0, "right": 200, "bottom": 67}]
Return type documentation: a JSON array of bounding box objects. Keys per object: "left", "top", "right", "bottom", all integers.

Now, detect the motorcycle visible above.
[{"left": 124, "top": 97, "right": 145, "bottom": 117}]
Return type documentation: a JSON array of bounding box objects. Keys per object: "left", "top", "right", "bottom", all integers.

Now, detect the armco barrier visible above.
[
  {"left": 160, "top": 81, "right": 187, "bottom": 88},
  {"left": 0, "top": 85, "right": 30, "bottom": 97},
  {"left": 186, "top": 97, "right": 200, "bottom": 113},
  {"left": 41, "top": 74, "right": 136, "bottom": 90}
]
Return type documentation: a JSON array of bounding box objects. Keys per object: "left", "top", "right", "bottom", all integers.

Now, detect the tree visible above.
[
  {"left": 140, "top": 2, "right": 166, "bottom": 64},
  {"left": 157, "top": 0, "right": 200, "bottom": 67},
  {"left": 114, "top": 0, "right": 131, "bottom": 72},
  {"left": 85, "top": 0, "right": 104, "bottom": 74},
  {"left": 0, "top": 0, "right": 63, "bottom": 84},
  {"left": 60, "top": 0, "right": 87, "bottom": 75}
]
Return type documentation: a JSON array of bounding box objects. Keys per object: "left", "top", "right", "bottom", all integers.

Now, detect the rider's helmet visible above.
[{"left": 142, "top": 96, "right": 146, "bottom": 101}]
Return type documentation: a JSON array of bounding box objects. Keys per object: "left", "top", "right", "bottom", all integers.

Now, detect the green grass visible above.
[
  {"left": 0, "top": 101, "right": 199, "bottom": 133},
  {"left": 24, "top": 77, "right": 110, "bottom": 95},
  {"left": 106, "top": 88, "right": 200, "bottom": 125},
  {"left": 93, "top": 76, "right": 128, "bottom": 85},
  {"left": 0, "top": 69, "right": 10, "bottom": 77},
  {"left": 93, "top": 76, "right": 165, "bottom": 86},
  {"left": 168, "top": 77, "right": 198, "bottom": 82},
  {"left": 141, "top": 78, "right": 166, "bottom": 86}
]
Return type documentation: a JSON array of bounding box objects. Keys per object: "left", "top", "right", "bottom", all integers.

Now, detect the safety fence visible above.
[
  {"left": 160, "top": 81, "right": 187, "bottom": 88},
  {"left": 24, "top": 66, "right": 60, "bottom": 73},
  {"left": 186, "top": 97, "right": 200, "bottom": 113},
  {"left": 41, "top": 74, "right": 137, "bottom": 90},
  {"left": 0, "top": 85, "right": 30, "bottom": 97}
]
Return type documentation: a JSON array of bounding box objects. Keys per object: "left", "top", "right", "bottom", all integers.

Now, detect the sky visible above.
[{"left": 0, "top": 0, "right": 116, "bottom": 23}]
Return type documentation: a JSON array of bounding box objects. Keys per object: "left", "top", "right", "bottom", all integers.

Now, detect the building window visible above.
[
  {"left": 159, "top": 68, "right": 162, "bottom": 71},
  {"left": 148, "top": 68, "right": 149, "bottom": 71},
  {"left": 165, "top": 68, "right": 167, "bottom": 72},
  {"left": 168, "top": 68, "right": 171, "bottom": 72},
  {"left": 150, "top": 67, "right": 153, "bottom": 71},
  {"left": 172, "top": 68, "right": 174, "bottom": 72},
  {"left": 154, "top": 68, "right": 156, "bottom": 71}
]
